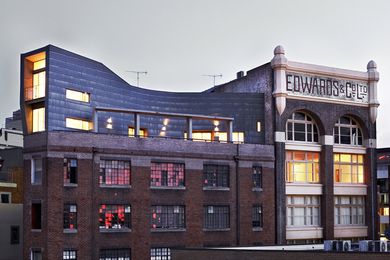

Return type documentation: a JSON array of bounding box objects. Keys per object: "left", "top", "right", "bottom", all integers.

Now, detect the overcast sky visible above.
[{"left": 0, "top": 0, "right": 389, "bottom": 146}]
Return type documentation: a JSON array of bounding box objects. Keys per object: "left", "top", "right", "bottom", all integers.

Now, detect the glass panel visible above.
[
  {"left": 32, "top": 107, "right": 45, "bottom": 132},
  {"left": 66, "top": 118, "right": 92, "bottom": 130},
  {"left": 66, "top": 89, "right": 90, "bottom": 102}
]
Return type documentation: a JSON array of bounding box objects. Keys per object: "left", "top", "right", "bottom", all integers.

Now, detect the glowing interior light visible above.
[
  {"left": 163, "top": 118, "right": 169, "bottom": 126},
  {"left": 161, "top": 126, "right": 166, "bottom": 131},
  {"left": 257, "top": 121, "right": 261, "bottom": 132},
  {"left": 213, "top": 120, "right": 219, "bottom": 126},
  {"left": 214, "top": 126, "right": 219, "bottom": 132}
]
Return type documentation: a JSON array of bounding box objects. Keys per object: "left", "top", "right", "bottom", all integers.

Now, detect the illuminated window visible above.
[
  {"left": 32, "top": 107, "right": 45, "bottom": 132},
  {"left": 64, "top": 158, "right": 77, "bottom": 185},
  {"left": 191, "top": 131, "right": 212, "bottom": 142},
  {"left": 99, "top": 204, "right": 131, "bottom": 230},
  {"left": 25, "top": 52, "right": 46, "bottom": 101},
  {"left": 31, "top": 71, "right": 46, "bottom": 100},
  {"left": 287, "top": 196, "right": 320, "bottom": 227},
  {"left": 33, "top": 59, "right": 46, "bottom": 71},
  {"left": 216, "top": 132, "right": 245, "bottom": 143},
  {"left": 286, "top": 151, "right": 320, "bottom": 183},
  {"left": 65, "top": 118, "right": 92, "bottom": 131},
  {"left": 334, "top": 196, "right": 365, "bottom": 225},
  {"left": 99, "top": 249, "right": 131, "bottom": 260},
  {"left": 151, "top": 205, "right": 185, "bottom": 230},
  {"left": 380, "top": 207, "right": 389, "bottom": 216},
  {"left": 252, "top": 205, "right": 263, "bottom": 228},
  {"left": 128, "top": 127, "right": 146, "bottom": 137},
  {"left": 286, "top": 112, "right": 319, "bottom": 142},
  {"left": 203, "top": 205, "right": 229, "bottom": 229},
  {"left": 63, "top": 204, "right": 77, "bottom": 230},
  {"left": 63, "top": 250, "right": 77, "bottom": 260},
  {"left": 151, "top": 248, "right": 171, "bottom": 260},
  {"left": 150, "top": 162, "right": 184, "bottom": 187},
  {"left": 99, "top": 160, "right": 131, "bottom": 186},
  {"left": 31, "top": 158, "right": 42, "bottom": 185},
  {"left": 334, "top": 116, "right": 363, "bottom": 146},
  {"left": 252, "top": 166, "right": 262, "bottom": 188},
  {"left": 334, "top": 153, "right": 364, "bottom": 183},
  {"left": 185, "top": 131, "right": 244, "bottom": 143},
  {"left": 203, "top": 164, "right": 229, "bottom": 188},
  {"left": 66, "top": 89, "right": 90, "bottom": 103}
]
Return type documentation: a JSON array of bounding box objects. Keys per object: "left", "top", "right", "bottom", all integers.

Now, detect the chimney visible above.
[{"left": 236, "top": 71, "right": 245, "bottom": 79}]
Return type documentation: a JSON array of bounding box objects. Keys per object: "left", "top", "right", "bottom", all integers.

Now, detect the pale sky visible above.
[{"left": 0, "top": 0, "right": 389, "bottom": 146}]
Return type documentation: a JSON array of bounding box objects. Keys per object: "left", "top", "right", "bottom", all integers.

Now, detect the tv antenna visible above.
[
  {"left": 126, "top": 71, "right": 148, "bottom": 87},
  {"left": 202, "top": 74, "right": 222, "bottom": 87}
]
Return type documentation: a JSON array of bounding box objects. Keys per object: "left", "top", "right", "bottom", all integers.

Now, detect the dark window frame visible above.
[
  {"left": 31, "top": 202, "right": 42, "bottom": 230},
  {"left": 203, "top": 205, "right": 230, "bottom": 230},
  {"left": 252, "top": 166, "right": 262, "bottom": 189},
  {"left": 150, "top": 247, "right": 171, "bottom": 260},
  {"left": 252, "top": 205, "right": 263, "bottom": 228},
  {"left": 203, "top": 164, "right": 229, "bottom": 188},
  {"left": 99, "top": 248, "right": 131, "bottom": 260},
  {"left": 99, "top": 204, "right": 131, "bottom": 231},
  {"left": 63, "top": 249, "right": 77, "bottom": 260},
  {"left": 99, "top": 160, "right": 131, "bottom": 186},
  {"left": 63, "top": 204, "right": 77, "bottom": 230},
  {"left": 150, "top": 162, "right": 185, "bottom": 188},
  {"left": 64, "top": 158, "right": 77, "bottom": 185},
  {"left": 151, "top": 205, "right": 185, "bottom": 230}
]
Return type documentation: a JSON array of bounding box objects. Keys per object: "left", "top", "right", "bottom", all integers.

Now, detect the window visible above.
[
  {"left": 0, "top": 192, "right": 11, "bottom": 203},
  {"left": 31, "top": 158, "right": 42, "bottom": 185},
  {"left": 151, "top": 206, "right": 185, "bottom": 230},
  {"left": 252, "top": 166, "right": 262, "bottom": 188},
  {"left": 334, "top": 196, "right": 365, "bottom": 225},
  {"left": 128, "top": 127, "right": 147, "bottom": 137},
  {"left": 151, "top": 248, "right": 171, "bottom": 260},
  {"left": 10, "top": 226, "right": 19, "bottom": 244},
  {"left": 379, "top": 207, "right": 389, "bottom": 216},
  {"left": 31, "top": 202, "right": 42, "bottom": 230},
  {"left": 31, "top": 249, "right": 42, "bottom": 260},
  {"left": 31, "top": 71, "right": 46, "bottom": 100},
  {"left": 99, "top": 204, "right": 131, "bottom": 230},
  {"left": 203, "top": 205, "right": 230, "bottom": 230},
  {"left": 64, "top": 158, "right": 77, "bottom": 185},
  {"left": 99, "top": 249, "right": 131, "bottom": 260},
  {"left": 65, "top": 118, "right": 92, "bottom": 131},
  {"left": 24, "top": 52, "right": 46, "bottom": 101},
  {"left": 32, "top": 107, "right": 45, "bottom": 132},
  {"left": 99, "top": 160, "right": 131, "bottom": 186},
  {"left": 66, "top": 89, "right": 90, "bottom": 103},
  {"left": 252, "top": 205, "right": 263, "bottom": 228},
  {"left": 151, "top": 162, "right": 184, "bottom": 187},
  {"left": 184, "top": 131, "right": 244, "bottom": 143},
  {"left": 64, "top": 204, "right": 77, "bottom": 230},
  {"left": 215, "top": 132, "right": 245, "bottom": 143},
  {"left": 286, "top": 151, "right": 320, "bottom": 183},
  {"left": 203, "top": 164, "right": 229, "bottom": 188},
  {"left": 287, "top": 196, "right": 320, "bottom": 227},
  {"left": 334, "top": 116, "right": 363, "bottom": 146},
  {"left": 334, "top": 153, "right": 364, "bottom": 183},
  {"left": 63, "top": 250, "right": 77, "bottom": 260},
  {"left": 286, "top": 112, "right": 319, "bottom": 142}
]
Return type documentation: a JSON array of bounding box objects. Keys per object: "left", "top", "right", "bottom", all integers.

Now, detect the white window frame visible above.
[{"left": 287, "top": 195, "right": 321, "bottom": 227}]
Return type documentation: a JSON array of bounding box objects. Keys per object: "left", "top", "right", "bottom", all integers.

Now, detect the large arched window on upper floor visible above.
[
  {"left": 333, "top": 116, "right": 363, "bottom": 146},
  {"left": 286, "top": 112, "right": 319, "bottom": 143}
]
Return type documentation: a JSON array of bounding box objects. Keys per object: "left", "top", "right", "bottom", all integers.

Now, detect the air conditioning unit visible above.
[
  {"left": 370, "top": 240, "right": 388, "bottom": 252},
  {"left": 359, "top": 240, "right": 371, "bottom": 252},
  {"left": 336, "top": 240, "right": 351, "bottom": 252},
  {"left": 324, "top": 240, "right": 337, "bottom": 251}
]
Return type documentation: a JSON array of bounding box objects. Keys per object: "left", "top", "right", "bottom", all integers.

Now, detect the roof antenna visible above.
[
  {"left": 126, "top": 71, "right": 148, "bottom": 87},
  {"left": 202, "top": 74, "right": 222, "bottom": 87}
]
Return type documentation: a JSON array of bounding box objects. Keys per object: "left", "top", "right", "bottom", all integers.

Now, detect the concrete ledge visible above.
[
  {"left": 286, "top": 227, "right": 323, "bottom": 239},
  {"left": 334, "top": 184, "right": 367, "bottom": 195},
  {"left": 334, "top": 225, "right": 367, "bottom": 238},
  {"left": 286, "top": 183, "right": 323, "bottom": 195}
]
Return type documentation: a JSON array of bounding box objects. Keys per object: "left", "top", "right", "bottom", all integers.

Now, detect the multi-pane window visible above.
[
  {"left": 99, "top": 160, "right": 131, "bottom": 186},
  {"left": 63, "top": 250, "right": 77, "bottom": 260},
  {"left": 31, "top": 249, "right": 42, "bottom": 260},
  {"left": 31, "top": 158, "right": 43, "bottom": 185},
  {"left": 151, "top": 248, "right": 171, "bottom": 260},
  {"left": 65, "top": 118, "right": 92, "bottom": 131},
  {"left": 24, "top": 52, "right": 46, "bottom": 101},
  {"left": 151, "top": 206, "right": 185, "bottom": 230},
  {"left": 31, "top": 71, "right": 46, "bottom": 100},
  {"left": 287, "top": 196, "right": 320, "bottom": 227},
  {"left": 128, "top": 127, "right": 147, "bottom": 138},
  {"left": 252, "top": 166, "right": 262, "bottom": 188},
  {"left": 203, "top": 164, "right": 229, "bottom": 188},
  {"left": 99, "top": 204, "right": 131, "bottom": 230},
  {"left": 203, "top": 205, "right": 230, "bottom": 230},
  {"left": 99, "top": 249, "right": 131, "bottom": 260},
  {"left": 64, "top": 204, "right": 77, "bottom": 230},
  {"left": 64, "top": 158, "right": 77, "bottom": 185},
  {"left": 286, "top": 151, "right": 320, "bottom": 183},
  {"left": 334, "top": 196, "right": 365, "bottom": 225},
  {"left": 184, "top": 131, "right": 244, "bottom": 143},
  {"left": 334, "top": 153, "right": 364, "bottom": 183},
  {"left": 32, "top": 107, "right": 45, "bottom": 132},
  {"left": 334, "top": 116, "right": 363, "bottom": 146},
  {"left": 150, "top": 162, "right": 184, "bottom": 187},
  {"left": 66, "top": 89, "right": 90, "bottom": 103},
  {"left": 286, "top": 112, "right": 319, "bottom": 142},
  {"left": 252, "top": 205, "right": 263, "bottom": 228}
]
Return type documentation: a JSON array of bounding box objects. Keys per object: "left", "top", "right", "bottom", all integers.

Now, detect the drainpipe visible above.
[
  {"left": 91, "top": 147, "right": 96, "bottom": 260},
  {"left": 234, "top": 143, "right": 240, "bottom": 246}
]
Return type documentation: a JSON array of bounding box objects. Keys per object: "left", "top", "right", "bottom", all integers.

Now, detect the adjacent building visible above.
[
  {"left": 377, "top": 148, "right": 390, "bottom": 238},
  {"left": 20, "top": 45, "right": 379, "bottom": 260}
]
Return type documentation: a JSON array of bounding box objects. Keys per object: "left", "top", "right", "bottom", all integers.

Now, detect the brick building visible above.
[{"left": 20, "top": 45, "right": 379, "bottom": 259}]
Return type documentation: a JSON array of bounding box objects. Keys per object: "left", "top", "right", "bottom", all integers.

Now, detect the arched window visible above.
[
  {"left": 286, "top": 112, "right": 319, "bottom": 143},
  {"left": 334, "top": 116, "right": 363, "bottom": 146}
]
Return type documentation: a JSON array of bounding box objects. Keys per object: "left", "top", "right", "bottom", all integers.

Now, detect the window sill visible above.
[
  {"left": 63, "top": 229, "right": 77, "bottom": 234},
  {"left": 99, "top": 184, "right": 132, "bottom": 189},
  {"left": 99, "top": 228, "right": 132, "bottom": 233},
  {"left": 31, "top": 229, "right": 42, "bottom": 232},
  {"left": 203, "top": 228, "right": 230, "bottom": 232},
  {"left": 64, "top": 183, "right": 78, "bottom": 188},
  {"left": 151, "top": 228, "right": 186, "bottom": 232},
  {"left": 252, "top": 187, "right": 263, "bottom": 192},
  {"left": 203, "top": 187, "right": 230, "bottom": 191},
  {"left": 150, "top": 186, "right": 186, "bottom": 190},
  {"left": 252, "top": 227, "right": 263, "bottom": 232}
]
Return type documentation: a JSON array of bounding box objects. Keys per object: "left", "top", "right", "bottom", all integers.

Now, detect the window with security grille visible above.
[
  {"left": 64, "top": 158, "right": 77, "bottom": 185},
  {"left": 252, "top": 205, "right": 263, "bottom": 228},
  {"left": 151, "top": 162, "right": 185, "bottom": 187},
  {"left": 99, "top": 249, "right": 131, "bottom": 260},
  {"left": 151, "top": 206, "right": 185, "bottom": 230},
  {"left": 203, "top": 164, "right": 229, "bottom": 188},
  {"left": 252, "top": 166, "right": 262, "bottom": 188},
  {"left": 63, "top": 250, "right": 77, "bottom": 259},
  {"left": 203, "top": 205, "right": 229, "bottom": 229},
  {"left": 99, "top": 205, "right": 131, "bottom": 230},
  {"left": 63, "top": 204, "right": 77, "bottom": 230},
  {"left": 150, "top": 247, "right": 171, "bottom": 260},
  {"left": 99, "top": 160, "right": 131, "bottom": 186}
]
